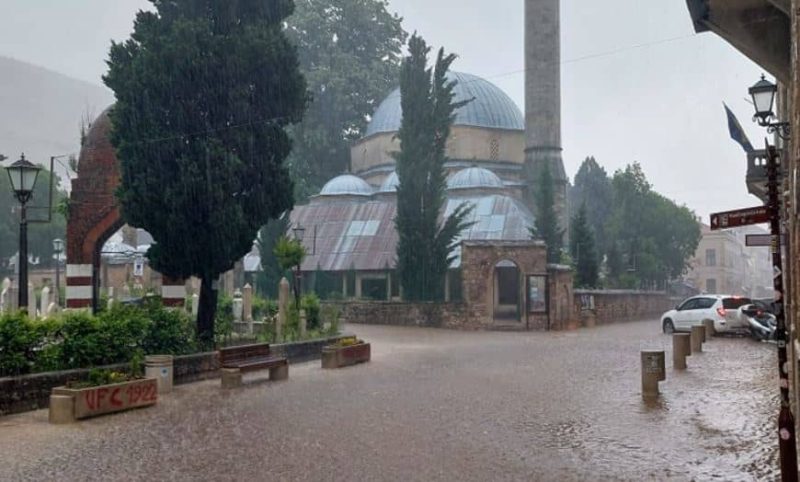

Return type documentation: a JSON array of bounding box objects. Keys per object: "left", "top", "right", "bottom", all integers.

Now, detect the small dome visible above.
[
  {"left": 379, "top": 171, "right": 399, "bottom": 192},
  {"left": 320, "top": 174, "right": 373, "bottom": 196},
  {"left": 366, "top": 72, "right": 524, "bottom": 137},
  {"left": 447, "top": 167, "right": 504, "bottom": 191}
]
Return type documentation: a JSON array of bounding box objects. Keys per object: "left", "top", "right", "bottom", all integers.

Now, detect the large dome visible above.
[
  {"left": 365, "top": 72, "right": 524, "bottom": 137},
  {"left": 320, "top": 174, "right": 374, "bottom": 196}
]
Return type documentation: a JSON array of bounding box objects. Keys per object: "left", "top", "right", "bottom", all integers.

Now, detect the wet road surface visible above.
[{"left": 0, "top": 320, "right": 780, "bottom": 481}]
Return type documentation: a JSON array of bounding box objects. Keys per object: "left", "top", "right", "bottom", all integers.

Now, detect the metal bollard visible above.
[
  {"left": 690, "top": 326, "right": 704, "bottom": 353},
  {"left": 641, "top": 350, "right": 665, "bottom": 399},
  {"left": 703, "top": 319, "right": 715, "bottom": 339},
  {"left": 673, "top": 333, "right": 691, "bottom": 369}
]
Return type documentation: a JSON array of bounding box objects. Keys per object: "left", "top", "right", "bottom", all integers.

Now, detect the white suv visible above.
[{"left": 661, "top": 295, "right": 752, "bottom": 334}]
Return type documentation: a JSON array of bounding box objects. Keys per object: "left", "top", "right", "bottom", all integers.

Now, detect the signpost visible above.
[
  {"left": 709, "top": 206, "right": 770, "bottom": 230},
  {"left": 745, "top": 233, "right": 786, "bottom": 247}
]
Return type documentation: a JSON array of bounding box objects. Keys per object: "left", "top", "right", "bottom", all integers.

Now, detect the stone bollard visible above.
[
  {"left": 690, "top": 325, "right": 704, "bottom": 354},
  {"left": 299, "top": 309, "right": 307, "bottom": 338},
  {"left": 673, "top": 333, "right": 691, "bottom": 369},
  {"left": 277, "top": 278, "right": 290, "bottom": 341},
  {"left": 49, "top": 394, "right": 75, "bottom": 424},
  {"left": 641, "top": 350, "right": 666, "bottom": 399},
  {"left": 40, "top": 286, "right": 50, "bottom": 318},
  {"left": 703, "top": 319, "right": 715, "bottom": 339}
]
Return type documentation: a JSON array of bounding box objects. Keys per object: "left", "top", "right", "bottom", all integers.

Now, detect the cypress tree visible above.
[
  {"left": 531, "top": 163, "right": 564, "bottom": 264},
  {"left": 570, "top": 203, "right": 599, "bottom": 287},
  {"left": 104, "top": 0, "right": 307, "bottom": 343},
  {"left": 394, "top": 34, "right": 473, "bottom": 301}
]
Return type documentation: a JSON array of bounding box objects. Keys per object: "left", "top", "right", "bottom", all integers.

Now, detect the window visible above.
[
  {"left": 706, "top": 279, "right": 717, "bottom": 293},
  {"left": 696, "top": 298, "right": 717, "bottom": 309},
  {"left": 527, "top": 275, "right": 547, "bottom": 313},
  {"left": 705, "top": 249, "right": 716, "bottom": 267},
  {"left": 678, "top": 299, "right": 697, "bottom": 311}
]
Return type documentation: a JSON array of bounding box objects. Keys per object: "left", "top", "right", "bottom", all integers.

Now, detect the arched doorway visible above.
[{"left": 493, "top": 259, "right": 521, "bottom": 322}]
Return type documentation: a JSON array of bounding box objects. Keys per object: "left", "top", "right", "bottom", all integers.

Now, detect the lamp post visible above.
[
  {"left": 292, "top": 224, "right": 306, "bottom": 309},
  {"left": 749, "top": 75, "right": 797, "bottom": 481},
  {"left": 5, "top": 154, "right": 42, "bottom": 313},
  {"left": 749, "top": 75, "right": 790, "bottom": 140},
  {"left": 53, "top": 238, "right": 64, "bottom": 307}
]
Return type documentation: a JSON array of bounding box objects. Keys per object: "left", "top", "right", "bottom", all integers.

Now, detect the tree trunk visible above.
[{"left": 197, "top": 274, "right": 218, "bottom": 348}]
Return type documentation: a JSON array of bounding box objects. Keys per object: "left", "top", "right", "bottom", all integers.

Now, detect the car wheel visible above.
[{"left": 663, "top": 319, "right": 675, "bottom": 334}]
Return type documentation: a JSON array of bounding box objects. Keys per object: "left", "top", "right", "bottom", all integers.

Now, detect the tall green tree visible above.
[
  {"left": 394, "top": 34, "right": 473, "bottom": 301},
  {"left": 256, "top": 215, "right": 290, "bottom": 298},
  {"left": 531, "top": 163, "right": 564, "bottom": 264},
  {"left": 569, "top": 203, "right": 598, "bottom": 288},
  {"left": 104, "top": 0, "right": 307, "bottom": 343},
  {"left": 570, "top": 156, "right": 612, "bottom": 256},
  {"left": 285, "top": 0, "right": 407, "bottom": 199}
]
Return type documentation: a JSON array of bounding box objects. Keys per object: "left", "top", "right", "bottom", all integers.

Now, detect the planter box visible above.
[
  {"left": 51, "top": 377, "right": 158, "bottom": 420},
  {"left": 322, "top": 343, "right": 371, "bottom": 369}
]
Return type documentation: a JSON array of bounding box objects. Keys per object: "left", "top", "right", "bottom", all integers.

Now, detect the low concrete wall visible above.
[
  {"left": 329, "top": 301, "right": 477, "bottom": 329},
  {"left": 574, "top": 290, "right": 671, "bottom": 326},
  {"left": 0, "top": 335, "right": 348, "bottom": 417}
]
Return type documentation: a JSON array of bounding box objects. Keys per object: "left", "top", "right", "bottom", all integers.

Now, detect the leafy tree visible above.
[
  {"left": 571, "top": 156, "right": 612, "bottom": 255},
  {"left": 531, "top": 163, "right": 564, "bottom": 264},
  {"left": 569, "top": 203, "right": 598, "bottom": 288},
  {"left": 0, "top": 166, "right": 67, "bottom": 273},
  {"left": 285, "top": 0, "right": 407, "bottom": 200},
  {"left": 394, "top": 34, "right": 473, "bottom": 302},
  {"left": 256, "top": 215, "right": 290, "bottom": 298},
  {"left": 273, "top": 236, "right": 306, "bottom": 308},
  {"left": 104, "top": 0, "right": 307, "bottom": 343}
]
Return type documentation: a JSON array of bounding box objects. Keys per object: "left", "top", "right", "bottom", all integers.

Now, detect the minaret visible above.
[{"left": 524, "top": 0, "right": 569, "bottom": 236}]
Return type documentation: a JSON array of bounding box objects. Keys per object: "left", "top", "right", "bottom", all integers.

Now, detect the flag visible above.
[{"left": 724, "top": 102, "right": 754, "bottom": 153}]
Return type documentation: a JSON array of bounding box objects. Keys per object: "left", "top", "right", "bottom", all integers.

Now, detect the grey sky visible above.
[{"left": 0, "top": 0, "right": 765, "bottom": 221}]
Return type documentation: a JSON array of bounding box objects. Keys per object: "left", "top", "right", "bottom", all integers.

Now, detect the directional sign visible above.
[
  {"left": 746, "top": 234, "right": 786, "bottom": 247},
  {"left": 710, "top": 206, "right": 770, "bottom": 230}
]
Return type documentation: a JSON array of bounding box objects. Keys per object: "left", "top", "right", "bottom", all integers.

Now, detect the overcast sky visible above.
[{"left": 0, "top": 0, "right": 767, "bottom": 221}]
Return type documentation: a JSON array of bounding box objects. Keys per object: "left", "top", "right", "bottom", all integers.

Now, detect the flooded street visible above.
[{"left": 0, "top": 320, "right": 779, "bottom": 481}]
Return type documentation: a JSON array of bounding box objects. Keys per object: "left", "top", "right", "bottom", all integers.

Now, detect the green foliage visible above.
[
  {"left": 273, "top": 237, "right": 306, "bottom": 272},
  {"left": 394, "top": 34, "right": 474, "bottom": 302},
  {"left": 531, "top": 163, "right": 564, "bottom": 264},
  {"left": 0, "top": 302, "right": 197, "bottom": 377},
  {"left": 321, "top": 303, "right": 341, "bottom": 336},
  {"left": 284, "top": 0, "right": 407, "bottom": 199},
  {"left": 301, "top": 293, "right": 321, "bottom": 330},
  {"left": 104, "top": 0, "right": 308, "bottom": 342},
  {"left": 570, "top": 156, "right": 613, "bottom": 256},
  {"left": 257, "top": 215, "right": 290, "bottom": 298},
  {"left": 570, "top": 203, "right": 599, "bottom": 288},
  {"left": 252, "top": 296, "right": 278, "bottom": 321}
]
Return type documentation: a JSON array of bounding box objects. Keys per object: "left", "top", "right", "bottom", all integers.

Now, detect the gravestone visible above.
[
  {"left": 47, "top": 302, "right": 59, "bottom": 316},
  {"left": 232, "top": 288, "right": 243, "bottom": 322},
  {"left": 191, "top": 293, "right": 199, "bottom": 317},
  {"left": 27, "top": 283, "right": 36, "bottom": 317},
  {"left": 278, "top": 277, "right": 289, "bottom": 341},
  {"left": 40, "top": 286, "right": 50, "bottom": 317},
  {"left": 299, "top": 309, "right": 307, "bottom": 338},
  {"left": 243, "top": 283, "right": 253, "bottom": 335}
]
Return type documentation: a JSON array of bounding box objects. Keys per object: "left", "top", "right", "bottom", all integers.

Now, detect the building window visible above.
[
  {"left": 489, "top": 138, "right": 500, "bottom": 161},
  {"left": 705, "top": 249, "right": 716, "bottom": 267},
  {"left": 706, "top": 279, "right": 717, "bottom": 293}
]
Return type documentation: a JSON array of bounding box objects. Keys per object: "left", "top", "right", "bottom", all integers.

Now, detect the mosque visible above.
[{"left": 289, "top": 72, "right": 538, "bottom": 312}]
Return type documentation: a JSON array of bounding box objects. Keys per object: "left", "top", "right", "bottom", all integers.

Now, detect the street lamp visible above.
[
  {"left": 749, "top": 74, "right": 790, "bottom": 140},
  {"left": 52, "top": 238, "right": 64, "bottom": 307},
  {"left": 5, "top": 154, "right": 42, "bottom": 312},
  {"left": 292, "top": 224, "right": 305, "bottom": 309}
]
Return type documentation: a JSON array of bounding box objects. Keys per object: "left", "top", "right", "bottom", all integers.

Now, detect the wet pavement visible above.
[{"left": 0, "top": 320, "right": 781, "bottom": 481}]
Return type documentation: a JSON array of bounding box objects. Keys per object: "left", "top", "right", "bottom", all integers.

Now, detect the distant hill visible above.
[{"left": 0, "top": 56, "right": 114, "bottom": 191}]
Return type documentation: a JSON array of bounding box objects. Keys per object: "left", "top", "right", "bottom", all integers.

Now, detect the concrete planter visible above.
[
  {"left": 50, "top": 377, "right": 158, "bottom": 422},
  {"left": 321, "top": 342, "right": 371, "bottom": 369}
]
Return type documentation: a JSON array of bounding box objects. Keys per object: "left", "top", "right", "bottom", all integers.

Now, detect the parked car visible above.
[{"left": 661, "top": 295, "right": 753, "bottom": 334}]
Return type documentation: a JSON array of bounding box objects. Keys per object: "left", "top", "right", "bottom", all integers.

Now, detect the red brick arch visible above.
[{"left": 65, "top": 107, "right": 185, "bottom": 310}]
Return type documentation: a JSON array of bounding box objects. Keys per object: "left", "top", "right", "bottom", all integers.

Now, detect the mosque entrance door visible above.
[{"left": 493, "top": 260, "right": 521, "bottom": 323}]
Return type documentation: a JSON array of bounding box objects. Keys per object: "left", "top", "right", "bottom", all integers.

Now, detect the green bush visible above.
[
  {"left": 0, "top": 311, "right": 39, "bottom": 376},
  {"left": 140, "top": 299, "right": 196, "bottom": 355},
  {"left": 301, "top": 293, "right": 321, "bottom": 330},
  {"left": 252, "top": 296, "right": 277, "bottom": 320}
]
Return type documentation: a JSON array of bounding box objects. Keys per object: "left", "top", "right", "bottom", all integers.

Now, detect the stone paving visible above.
[{"left": 0, "top": 320, "right": 779, "bottom": 481}]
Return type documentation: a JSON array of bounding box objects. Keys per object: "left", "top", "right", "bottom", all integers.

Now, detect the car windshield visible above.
[{"left": 723, "top": 297, "right": 753, "bottom": 309}]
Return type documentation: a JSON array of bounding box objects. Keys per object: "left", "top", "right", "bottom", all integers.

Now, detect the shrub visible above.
[
  {"left": 301, "top": 293, "right": 321, "bottom": 330},
  {"left": 141, "top": 300, "right": 196, "bottom": 355},
  {"left": 252, "top": 296, "right": 277, "bottom": 320},
  {"left": 0, "top": 311, "right": 39, "bottom": 376}
]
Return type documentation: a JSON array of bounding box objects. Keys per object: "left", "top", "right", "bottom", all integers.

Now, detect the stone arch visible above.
[{"left": 66, "top": 107, "right": 185, "bottom": 310}]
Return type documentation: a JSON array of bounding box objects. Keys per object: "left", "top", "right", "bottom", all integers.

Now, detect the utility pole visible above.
[{"left": 766, "top": 142, "right": 798, "bottom": 481}]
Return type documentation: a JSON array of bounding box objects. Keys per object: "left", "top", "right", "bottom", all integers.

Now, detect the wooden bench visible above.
[{"left": 218, "top": 343, "right": 288, "bottom": 388}]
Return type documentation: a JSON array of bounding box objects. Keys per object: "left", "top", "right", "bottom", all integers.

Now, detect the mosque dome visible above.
[
  {"left": 447, "top": 167, "right": 505, "bottom": 191},
  {"left": 378, "top": 171, "right": 399, "bottom": 193},
  {"left": 365, "top": 72, "right": 524, "bottom": 137},
  {"left": 319, "top": 174, "right": 374, "bottom": 196}
]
